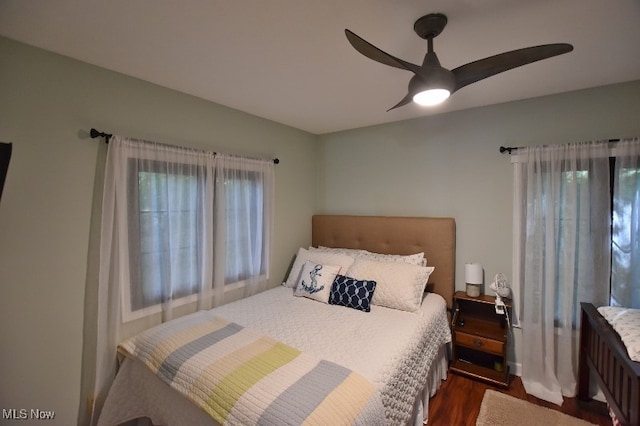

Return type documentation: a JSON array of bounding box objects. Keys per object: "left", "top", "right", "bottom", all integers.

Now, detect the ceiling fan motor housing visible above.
[{"left": 410, "top": 59, "right": 456, "bottom": 93}]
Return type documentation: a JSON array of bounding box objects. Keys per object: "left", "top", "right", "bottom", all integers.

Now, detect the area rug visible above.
[{"left": 476, "top": 390, "right": 596, "bottom": 426}]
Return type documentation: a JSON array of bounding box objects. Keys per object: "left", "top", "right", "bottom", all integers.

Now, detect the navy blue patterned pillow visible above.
[{"left": 329, "top": 275, "right": 377, "bottom": 312}]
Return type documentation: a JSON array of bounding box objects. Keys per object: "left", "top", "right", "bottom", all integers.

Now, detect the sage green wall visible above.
[
  {"left": 317, "top": 79, "right": 640, "bottom": 372},
  {"left": 0, "top": 37, "right": 317, "bottom": 425}
]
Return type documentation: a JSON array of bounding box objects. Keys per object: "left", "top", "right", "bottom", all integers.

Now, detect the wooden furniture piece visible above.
[
  {"left": 578, "top": 302, "right": 640, "bottom": 426},
  {"left": 450, "top": 291, "right": 511, "bottom": 388}
]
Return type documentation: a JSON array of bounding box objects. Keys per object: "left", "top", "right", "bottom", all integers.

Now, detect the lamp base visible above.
[{"left": 466, "top": 283, "right": 482, "bottom": 298}]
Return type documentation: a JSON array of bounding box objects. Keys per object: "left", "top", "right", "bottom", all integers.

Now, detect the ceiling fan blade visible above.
[
  {"left": 345, "top": 29, "right": 422, "bottom": 74},
  {"left": 452, "top": 43, "right": 573, "bottom": 92},
  {"left": 386, "top": 92, "right": 414, "bottom": 111}
]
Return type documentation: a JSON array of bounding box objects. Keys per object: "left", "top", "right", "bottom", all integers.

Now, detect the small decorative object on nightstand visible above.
[{"left": 450, "top": 290, "right": 511, "bottom": 388}]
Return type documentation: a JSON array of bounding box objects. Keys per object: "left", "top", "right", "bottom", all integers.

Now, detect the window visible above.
[
  {"left": 513, "top": 140, "right": 640, "bottom": 330},
  {"left": 553, "top": 169, "right": 590, "bottom": 326},
  {"left": 117, "top": 146, "right": 274, "bottom": 321},
  {"left": 520, "top": 157, "right": 610, "bottom": 328},
  {"left": 611, "top": 161, "right": 640, "bottom": 307},
  {"left": 220, "top": 170, "right": 268, "bottom": 284},
  {"left": 127, "top": 160, "right": 206, "bottom": 312}
]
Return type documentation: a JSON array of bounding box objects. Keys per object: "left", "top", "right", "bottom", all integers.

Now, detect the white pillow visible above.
[
  {"left": 346, "top": 259, "right": 434, "bottom": 312},
  {"left": 308, "top": 246, "right": 425, "bottom": 266},
  {"left": 356, "top": 250, "right": 425, "bottom": 266},
  {"left": 308, "top": 246, "right": 368, "bottom": 256},
  {"left": 283, "top": 248, "right": 355, "bottom": 288},
  {"left": 293, "top": 261, "right": 341, "bottom": 303}
]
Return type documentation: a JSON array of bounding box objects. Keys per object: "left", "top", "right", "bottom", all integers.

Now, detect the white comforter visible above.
[{"left": 99, "top": 286, "right": 451, "bottom": 425}]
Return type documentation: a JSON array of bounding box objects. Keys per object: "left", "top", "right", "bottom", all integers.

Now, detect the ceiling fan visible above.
[{"left": 345, "top": 13, "right": 573, "bottom": 111}]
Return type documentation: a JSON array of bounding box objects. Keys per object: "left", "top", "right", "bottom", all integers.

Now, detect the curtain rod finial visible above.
[
  {"left": 90, "top": 128, "right": 112, "bottom": 143},
  {"left": 500, "top": 146, "right": 514, "bottom": 154}
]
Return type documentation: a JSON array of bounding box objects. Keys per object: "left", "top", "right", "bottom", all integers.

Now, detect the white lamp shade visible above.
[{"left": 465, "top": 263, "right": 483, "bottom": 284}]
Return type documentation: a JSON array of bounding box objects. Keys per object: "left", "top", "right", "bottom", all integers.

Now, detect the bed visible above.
[
  {"left": 577, "top": 302, "right": 640, "bottom": 426},
  {"left": 97, "top": 215, "right": 456, "bottom": 426}
]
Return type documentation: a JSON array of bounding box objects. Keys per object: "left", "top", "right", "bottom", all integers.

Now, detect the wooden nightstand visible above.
[{"left": 450, "top": 290, "right": 511, "bottom": 388}]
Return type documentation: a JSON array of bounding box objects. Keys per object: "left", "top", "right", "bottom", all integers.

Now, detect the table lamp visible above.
[{"left": 465, "top": 263, "right": 483, "bottom": 297}]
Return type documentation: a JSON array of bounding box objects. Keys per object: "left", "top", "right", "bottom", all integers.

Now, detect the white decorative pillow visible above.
[
  {"left": 283, "top": 248, "right": 355, "bottom": 288},
  {"left": 598, "top": 306, "right": 640, "bottom": 362},
  {"left": 346, "top": 259, "right": 434, "bottom": 312},
  {"left": 308, "top": 246, "right": 368, "bottom": 256},
  {"left": 356, "top": 250, "right": 425, "bottom": 266},
  {"left": 293, "top": 261, "right": 341, "bottom": 303},
  {"left": 308, "top": 246, "right": 425, "bottom": 266}
]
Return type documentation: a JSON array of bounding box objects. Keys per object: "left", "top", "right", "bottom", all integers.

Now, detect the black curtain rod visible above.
[
  {"left": 499, "top": 139, "right": 622, "bottom": 154},
  {"left": 89, "top": 128, "right": 280, "bottom": 164}
]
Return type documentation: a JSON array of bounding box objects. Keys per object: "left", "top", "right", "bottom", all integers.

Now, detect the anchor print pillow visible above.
[
  {"left": 283, "top": 248, "right": 355, "bottom": 288},
  {"left": 293, "top": 261, "right": 341, "bottom": 303}
]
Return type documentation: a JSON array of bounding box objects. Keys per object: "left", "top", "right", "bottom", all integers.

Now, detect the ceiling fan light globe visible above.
[{"left": 413, "top": 88, "right": 450, "bottom": 106}]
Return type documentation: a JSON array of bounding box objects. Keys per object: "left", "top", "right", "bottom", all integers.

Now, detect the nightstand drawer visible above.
[{"left": 454, "top": 331, "right": 504, "bottom": 355}]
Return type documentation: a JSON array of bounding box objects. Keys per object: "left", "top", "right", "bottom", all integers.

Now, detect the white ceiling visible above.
[{"left": 1, "top": 0, "right": 639, "bottom": 135}]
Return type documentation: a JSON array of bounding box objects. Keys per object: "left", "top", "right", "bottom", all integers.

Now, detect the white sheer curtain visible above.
[
  {"left": 611, "top": 138, "right": 640, "bottom": 308},
  {"left": 90, "top": 136, "right": 274, "bottom": 424},
  {"left": 214, "top": 154, "right": 273, "bottom": 298},
  {"left": 514, "top": 141, "right": 611, "bottom": 404}
]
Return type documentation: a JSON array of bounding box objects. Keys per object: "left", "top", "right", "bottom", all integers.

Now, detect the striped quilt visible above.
[{"left": 118, "top": 311, "right": 385, "bottom": 426}]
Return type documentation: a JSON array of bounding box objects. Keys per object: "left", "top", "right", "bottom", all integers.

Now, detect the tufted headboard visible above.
[{"left": 312, "top": 215, "right": 456, "bottom": 309}]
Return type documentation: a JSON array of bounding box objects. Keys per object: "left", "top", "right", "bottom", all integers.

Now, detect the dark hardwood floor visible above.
[{"left": 427, "top": 372, "right": 611, "bottom": 425}]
